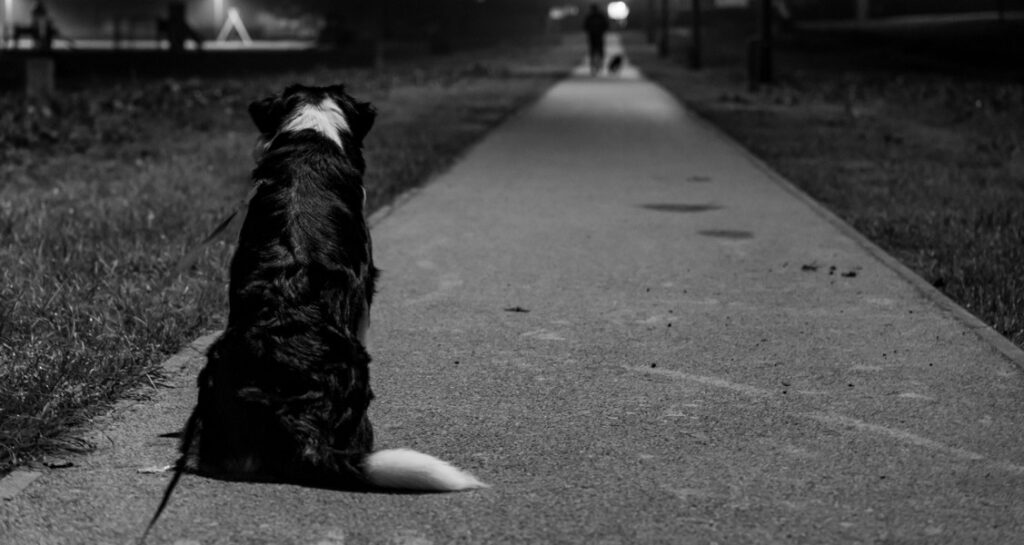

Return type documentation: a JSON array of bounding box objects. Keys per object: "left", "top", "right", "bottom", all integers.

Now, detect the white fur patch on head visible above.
[{"left": 280, "top": 98, "right": 351, "bottom": 150}]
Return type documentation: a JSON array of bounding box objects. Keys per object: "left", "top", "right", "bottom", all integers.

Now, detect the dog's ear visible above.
[
  {"left": 248, "top": 96, "right": 286, "bottom": 135},
  {"left": 348, "top": 101, "right": 377, "bottom": 141},
  {"left": 326, "top": 85, "right": 375, "bottom": 141}
]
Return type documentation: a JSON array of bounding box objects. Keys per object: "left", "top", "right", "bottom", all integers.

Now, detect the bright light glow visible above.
[
  {"left": 2, "top": 0, "right": 13, "bottom": 43},
  {"left": 217, "top": 7, "right": 252, "bottom": 44},
  {"left": 607, "top": 1, "right": 630, "bottom": 21},
  {"left": 213, "top": 0, "right": 225, "bottom": 25},
  {"left": 548, "top": 5, "right": 579, "bottom": 21}
]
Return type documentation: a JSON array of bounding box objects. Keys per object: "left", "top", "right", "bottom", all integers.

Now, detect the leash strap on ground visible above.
[{"left": 173, "top": 180, "right": 266, "bottom": 277}]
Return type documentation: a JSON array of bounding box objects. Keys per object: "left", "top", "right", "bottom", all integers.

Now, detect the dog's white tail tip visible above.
[{"left": 363, "top": 448, "right": 488, "bottom": 491}]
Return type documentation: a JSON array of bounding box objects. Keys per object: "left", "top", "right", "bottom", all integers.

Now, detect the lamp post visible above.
[
  {"left": 758, "top": 0, "right": 773, "bottom": 83},
  {"left": 658, "top": 0, "right": 669, "bottom": 57},
  {"left": 748, "top": 0, "right": 773, "bottom": 89},
  {"left": 688, "top": 0, "right": 701, "bottom": 69},
  {"left": 646, "top": 0, "right": 655, "bottom": 43},
  {"left": 2, "top": 0, "right": 13, "bottom": 50}
]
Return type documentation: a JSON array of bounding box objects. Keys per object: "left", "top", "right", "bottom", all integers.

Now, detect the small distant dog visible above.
[
  {"left": 607, "top": 54, "right": 623, "bottom": 74},
  {"left": 144, "top": 84, "right": 484, "bottom": 540}
]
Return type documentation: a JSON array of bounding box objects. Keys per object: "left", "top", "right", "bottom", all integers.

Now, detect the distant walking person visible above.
[
  {"left": 583, "top": 3, "right": 609, "bottom": 76},
  {"left": 30, "top": 2, "right": 56, "bottom": 51}
]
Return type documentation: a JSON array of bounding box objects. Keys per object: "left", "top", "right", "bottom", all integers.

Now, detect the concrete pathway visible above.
[{"left": 3, "top": 38, "right": 1024, "bottom": 545}]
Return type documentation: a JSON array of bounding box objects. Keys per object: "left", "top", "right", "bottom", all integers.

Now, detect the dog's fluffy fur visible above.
[{"left": 186, "top": 84, "right": 486, "bottom": 492}]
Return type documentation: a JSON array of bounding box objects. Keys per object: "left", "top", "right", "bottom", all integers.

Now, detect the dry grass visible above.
[
  {"left": 0, "top": 40, "right": 581, "bottom": 472},
  {"left": 626, "top": 20, "right": 1024, "bottom": 350}
]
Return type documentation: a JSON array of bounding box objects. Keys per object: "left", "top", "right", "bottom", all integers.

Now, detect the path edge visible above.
[{"left": 680, "top": 105, "right": 1024, "bottom": 373}]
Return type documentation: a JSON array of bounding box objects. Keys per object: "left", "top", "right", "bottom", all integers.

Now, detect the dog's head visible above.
[{"left": 249, "top": 84, "right": 376, "bottom": 160}]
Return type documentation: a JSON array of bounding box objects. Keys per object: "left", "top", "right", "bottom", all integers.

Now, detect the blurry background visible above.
[{"left": 0, "top": 0, "right": 560, "bottom": 48}]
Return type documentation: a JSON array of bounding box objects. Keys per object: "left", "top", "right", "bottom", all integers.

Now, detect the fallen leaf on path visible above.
[
  {"left": 137, "top": 465, "right": 174, "bottom": 474},
  {"left": 42, "top": 457, "right": 74, "bottom": 469}
]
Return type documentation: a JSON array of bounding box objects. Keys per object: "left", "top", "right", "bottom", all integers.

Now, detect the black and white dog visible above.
[
  {"left": 145, "top": 84, "right": 485, "bottom": 538},
  {"left": 203, "top": 83, "right": 486, "bottom": 490}
]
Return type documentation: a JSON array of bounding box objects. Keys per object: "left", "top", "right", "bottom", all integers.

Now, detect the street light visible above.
[{"left": 607, "top": 1, "right": 629, "bottom": 22}]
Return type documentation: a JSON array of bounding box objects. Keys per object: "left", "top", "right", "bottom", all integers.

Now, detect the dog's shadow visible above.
[{"left": 156, "top": 432, "right": 436, "bottom": 495}]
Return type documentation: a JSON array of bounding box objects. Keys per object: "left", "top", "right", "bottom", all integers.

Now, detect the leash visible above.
[
  {"left": 137, "top": 409, "right": 201, "bottom": 544},
  {"left": 173, "top": 180, "right": 266, "bottom": 276}
]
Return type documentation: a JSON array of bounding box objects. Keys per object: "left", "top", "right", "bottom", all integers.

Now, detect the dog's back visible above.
[{"left": 228, "top": 130, "right": 375, "bottom": 331}]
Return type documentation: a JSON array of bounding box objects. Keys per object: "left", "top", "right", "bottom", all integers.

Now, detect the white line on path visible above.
[
  {"left": 624, "top": 365, "right": 773, "bottom": 397},
  {"left": 626, "top": 365, "right": 1024, "bottom": 474},
  {"left": 805, "top": 412, "right": 1024, "bottom": 473}
]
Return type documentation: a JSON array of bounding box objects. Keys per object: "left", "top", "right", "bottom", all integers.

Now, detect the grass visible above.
[
  {"left": 0, "top": 40, "right": 582, "bottom": 473},
  {"left": 625, "top": 19, "right": 1024, "bottom": 352}
]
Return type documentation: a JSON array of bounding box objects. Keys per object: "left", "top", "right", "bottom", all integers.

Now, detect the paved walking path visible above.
[{"left": 3, "top": 38, "right": 1024, "bottom": 544}]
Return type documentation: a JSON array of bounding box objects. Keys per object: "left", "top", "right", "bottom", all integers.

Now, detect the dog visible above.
[
  {"left": 143, "top": 84, "right": 485, "bottom": 540},
  {"left": 607, "top": 54, "right": 623, "bottom": 74}
]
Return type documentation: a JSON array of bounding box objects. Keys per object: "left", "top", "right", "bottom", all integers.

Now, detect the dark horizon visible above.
[{"left": 1, "top": 0, "right": 569, "bottom": 41}]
